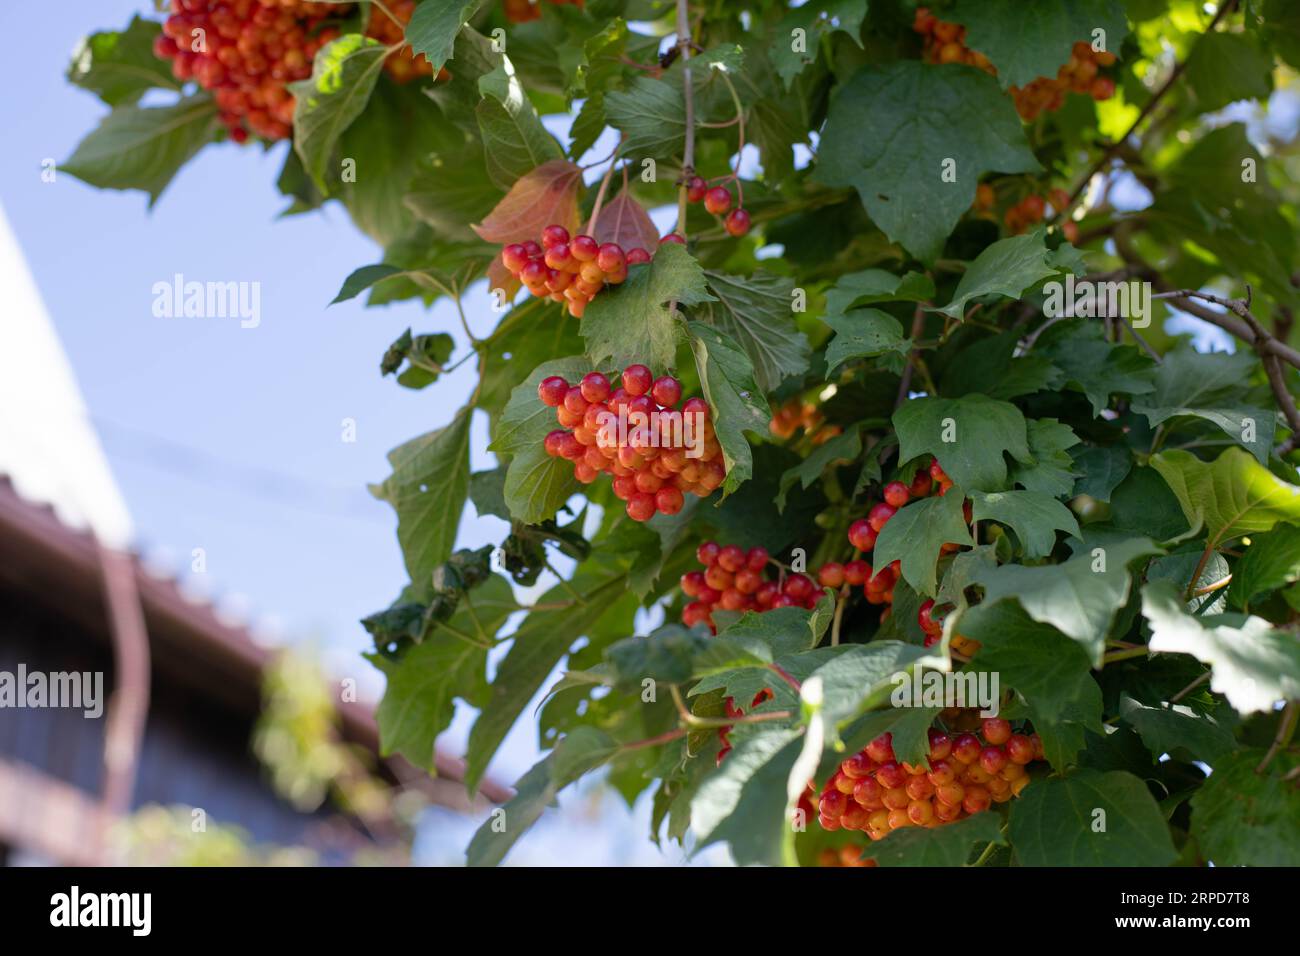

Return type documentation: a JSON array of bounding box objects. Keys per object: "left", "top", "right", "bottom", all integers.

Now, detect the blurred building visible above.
[{"left": 0, "top": 203, "right": 506, "bottom": 865}]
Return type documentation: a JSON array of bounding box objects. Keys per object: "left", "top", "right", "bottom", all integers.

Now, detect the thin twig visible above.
[
  {"left": 895, "top": 303, "right": 929, "bottom": 408},
  {"left": 1256, "top": 701, "right": 1299, "bottom": 773},
  {"left": 1170, "top": 671, "right": 1211, "bottom": 704}
]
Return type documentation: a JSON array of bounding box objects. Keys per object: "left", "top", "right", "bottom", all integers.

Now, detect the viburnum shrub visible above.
[{"left": 65, "top": 1, "right": 1300, "bottom": 868}]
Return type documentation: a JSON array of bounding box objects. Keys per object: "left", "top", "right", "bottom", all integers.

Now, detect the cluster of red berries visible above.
[
  {"left": 716, "top": 688, "right": 774, "bottom": 765},
  {"left": 817, "top": 845, "right": 878, "bottom": 867},
  {"left": 974, "top": 184, "right": 1080, "bottom": 242},
  {"left": 154, "top": 1, "right": 438, "bottom": 143},
  {"left": 502, "top": 226, "right": 682, "bottom": 318},
  {"left": 363, "top": 0, "right": 443, "bottom": 84},
  {"left": 769, "top": 399, "right": 842, "bottom": 445},
  {"left": 816, "top": 721, "right": 1044, "bottom": 840},
  {"left": 684, "top": 178, "right": 750, "bottom": 237},
  {"left": 503, "top": 0, "right": 583, "bottom": 24},
  {"left": 681, "top": 542, "right": 814, "bottom": 631},
  {"left": 538, "top": 365, "right": 725, "bottom": 521},
  {"left": 914, "top": 9, "right": 1117, "bottom": 120}
]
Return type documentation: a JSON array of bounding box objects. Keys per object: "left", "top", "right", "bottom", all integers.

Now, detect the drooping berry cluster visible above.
[
  {"left": 684, "top": 178, "right": 750, "bottom": 237},
  {"left": 816, "top": 722, "right": 1044, "bottom": 840},
  {"left": 914, "top": 9, "right": 1117, "bottom": 120},
  {"left": 817, "top": 845, "right": 878, "bottom": 867},
  {"left": 502, "top": 227, "right": 674, "bottom": 318},
  {"left": 538, "top": 365, "right": 725, "bottom": 521},
  {"left": 154, "top": 1, "right": 442, "bottom": 143},
  {"left": 975, "top": 185, "right": 1080, "bottom": 241},
  {"left": 769, "top": 399, "right": 843, "bottom": 445}
]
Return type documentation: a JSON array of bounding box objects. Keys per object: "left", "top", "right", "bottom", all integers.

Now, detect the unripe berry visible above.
[
  {"left": 704, "top": 186, "right": 732, "bottom": 215},
  {"left": 596, "top": 243, "right": 626, "bottom": 272},
  {"left": 538, "top": 375, "right": 569, "bottom": 407},
  {"left": 570, "top": 234, "right": 598, "bottom": 261}
]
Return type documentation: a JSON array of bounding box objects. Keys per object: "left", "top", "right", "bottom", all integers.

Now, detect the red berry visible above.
[
  {"left": 724, "top": 208, "right": 751, "bottom": 237},
  {"left": 783, "top": 573, "right": 815, "bottom": 601},
  {"left": 908, "top": 469, "right": 933, "bottom": 498},
  {"left": 952, "top": 734, "right": 981, "bottom": 764},
  {"left": 570, "top": 234, "right": 599, "bottom": 261},
  {"left": 883, "top": 481, "right": 910, "bottom": 508},
  {"left": 521, "top": 240, "right": 543, "bottom": 259},
  {"left": 875, "top": 761, "right": 907, "bottom": 790},
  {"left": 981, "top": 718, "right": 1012, "bottom": 745},
  {"left": 841, "top": 752, "right": 874, "bottom": 779},
  {"left": 848, "top": 519, "right": 875, "bottom": 551},
  {"left": 538, "top": 375, "right": 569, "bottom": 407},
  {"left": 680, "top": 570, "right": 706, "bottom": 596},
  {"left": 622, "top": 364, "right": 653, "bottom": 397},
  {"left": 543, "top": 430, "right": 567, "bottom": 457},
  {"left": 717, "top": 545, "right": 745, "bottom": 573},
  {"left": 928, "top": 729, "right": 953, "bottom": 762},
  {"left": 655, "top": 486, "right": 684, "bottom": 515},
  {"left": 962, "top": 785, "right": 992, "bottom": 815},
  {"left": 771, "top": 593, "right": 796, "bottom": 608},
  {"left": 1006, "top": 734, "right": 1035, "bottom": 765},
  {"left": 626, "top": 247, "right": 651, "bottom": 264},
  {"left": 865, "top": 733, "right": 894, "bottom": 764},
  {"left": 541, "top": 224, "right": 570, "bottom": 247},
  {"left": 918, "top": 599, "right": 942, "bottom": 636},
  {"left": 979, "top": 746, "right": 1008, "bottom": 775},
  {"left": 745, "top": 547, "right": 769, "bottom": 571},
  {"left": 696, "top": 541, "right": 721, "bottom": 566},
  {"left": 627, "top": 493, "right": 656, "bottom": 521},
  {"left": 704, "top": 186, "right": 732, "bottom": 215},
  {"left": 686, "top": 175, "right": 707, "bottom": 202},
  {"left": 818, "top": 562, "right": 845, "bottom": 588},
  {"left": 844, "top": 560, "right": 870, "bottom": 586},
  {"left": 502, "top": 243, "right": 528, "bottom": 271},
  {"left": 754, "top": 581, "right": 779, "bottom": 607},
  {"left": 929, "top": 459, "right": 949, "bottom": 483},
  {"left": 596, "top": 243, "right": 626, "bottom": 272},
  {"left": 579, "top": 371, "right": 611, "bottom": 403},
  {"left": 650, "top": 375, "right": 682, "bottom": 408},
  {"left": 868, "top": 502, "right": 897, "bottom": 532},
  {"left": 659, "top": 233, "right": 686, "bottom": 245},
  {"left": 520, "top": 259, "right": 548, "bottom": 285}
]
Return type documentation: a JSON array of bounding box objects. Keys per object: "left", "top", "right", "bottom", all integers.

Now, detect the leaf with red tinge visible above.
[
  {"left": 486, "top": 255, "right": 521, "bottom": 304},
  {"left": 592, "top": 189, "right": 659, "bottom": 251},
  {"left": 471, "top": 160, "right": 583, "bottom": 244}
]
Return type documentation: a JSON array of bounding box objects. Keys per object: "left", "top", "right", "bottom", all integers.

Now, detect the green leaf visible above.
[
  {"left": 605, "top": 77, "right": 686, "bottom": 157},
  {"left": 1190, "top": 749, "right": 1300, "bottom": 866},
  {"left": 973, "top": 536, "right": 1162, "bottom": 665},
  {"left": 893, "top": 395, "right": 1031, "bottom": 493},
  {"left": 477, "top": 57, "right": 564, "bottom": 190},
  {"left": 970, "top": 489, "right": 1080, "bottom": 559},
  {"left": 331, "top": 264, "right": 404, "bottom": 305},
  {"left": 1035, "top": 319, "right": 1156, "bottom": 416},
  {"left": 1118, "top": 698, "right": 1236, "bottom": 764},
  {"left": 466, "top": 727, "right": 619, "bottom": 866},
  {"left": 1071, "top": 445, "right": 1132, "bottom": 502},
  {"left": 1142, "top": 580, "right": 1300, "bottom": 714},
  {"left": 698, "top": 271, "right": 811, "bottom": 392},
  {"left": 379, "top": 328, "right": 456, "bottom": 390},
  {"left": 824, "top": 269, "right": 935, "bottom": 314},
  {"left": 1010, "top": 418, "right": 1081, "bottom": 497},
  {"left": 689, "top": 322, "right": 771, "bottom": 496},
  {"left": 823, "top": 309, "right": 911, "bottom": 372},
  {"left": 770, "top": 0, "right": 867, "bottom": 86},
  {"left": 810, "top": 642, "right": 941, "bottom": 725},
  {"left": 1185, "top": 31, "right": 1274, "bottom": 113},
  {"left": 942, "top": 331, "right": 1062, "bottom": 402},
  {"left": 1132, "top": 345, "right": 1274, "bottom": 463},
  {"left": 935, "top": 233, "right": 1064, "bottom": 319},
  {"left": 62, "top": 94, "right": 218, "bottom": 205},
  {"left": 868, "top": 811, "right": 1005, "bottom": 866},
  {"left": 1229, "top": 523, "right": 1300, "bottom": 609},
  {"left": 582, "top": 243, "right": 714, "bottom": 372},
  {"left": 1007, "top": 769, "right": 1178, "bottom": 866},
  {"left": 465, "top": 569, "right": 627, "bottom": 791},
  {"left": 1150, "top": 447, "right": 1300, "bottom": 550},
  {"left": 370, "top": 408, "right": 473, "bottom": 586},
  {"left": 775, "top": 427, "right": 862, "bottom": 512},
  {"left": 490, "top": 356, "right": 592, "bottom": 523},
  {"left": 1110, "top": 465, "right": 1191, "bottom": 541},
  {"left": 67, "top": 15, "right": 179, "bottom": 107},
  {"left": 815, "top": 61, "right": 1040, "bottom": 262},
  {"left": 405, "top": 0, "right": 487, "bottom": 76},
  {"left": 290, "top": 35, "right": 387, "bottom": 191},
  {"left": 874, "top": 492, "right": 974, "bottom": 597},
  {"left": 948, "top": 0, "right": 1128, "bottom": 90},
  {"left": 364, "top": 576, "right": 517, "bottom": 769}
]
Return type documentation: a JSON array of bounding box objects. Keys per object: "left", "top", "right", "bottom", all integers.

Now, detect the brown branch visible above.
[{"left": 895, "top": 303, "right": 929, "bottom": 408}]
